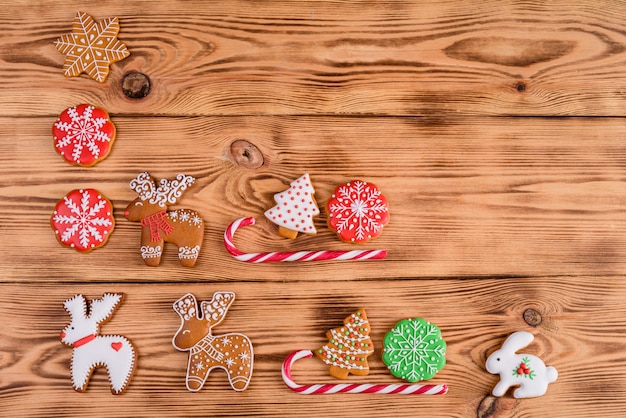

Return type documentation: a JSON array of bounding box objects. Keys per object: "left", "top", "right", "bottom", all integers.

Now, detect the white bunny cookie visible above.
[{"left": 486, "top": 331, "right": 558, "bottom": 398}]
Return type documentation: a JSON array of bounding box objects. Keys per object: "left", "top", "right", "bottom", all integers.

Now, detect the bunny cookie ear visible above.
[{"left": 501, "top": 331, "right": 535, "bottom": 353}]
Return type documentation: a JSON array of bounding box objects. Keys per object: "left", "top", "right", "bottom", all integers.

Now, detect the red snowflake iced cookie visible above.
[
  {"left": 53, "top": 104, "right": 116, "bottom": 167},
  {"left": 327, "top": 180, "right": 389, "bottom": 243},
  {"left": 264, "top": 173, "right": 320, "bottom": 239},
  {"left": 51, "top": 188, "right": 115, "bottom": 252}
]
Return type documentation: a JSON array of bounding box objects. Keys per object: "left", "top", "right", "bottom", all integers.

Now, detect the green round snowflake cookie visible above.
[{"left": 382, "top": 318, "right": 446, "bottom": 382}]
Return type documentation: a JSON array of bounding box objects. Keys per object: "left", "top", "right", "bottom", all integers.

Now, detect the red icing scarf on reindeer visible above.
[{"left": 141, "top": 210, "right": 174, "bottom": 241}]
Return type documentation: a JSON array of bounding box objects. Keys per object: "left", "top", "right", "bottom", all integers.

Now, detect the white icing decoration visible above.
[
  {"left": 486, "top": 331, "right": 558, "bottom": 398},
  {"left": 178, "top": 245, "right": 200, "bottom": 260},
  {"left": 61, "top": 294, "right": 136, "bottom": 394},
  {"left": 141, "top": 245, "right": 162, "bottom": 259},
  {"left": 129, "top": 172, "right": 195, "bottom": 208},
  {"left": 264, "top": 173, "right": 320, "bottom": 234}
]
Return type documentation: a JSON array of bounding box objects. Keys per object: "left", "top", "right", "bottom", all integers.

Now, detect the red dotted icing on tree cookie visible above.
[
  {"left": 53, "top": 104, "right": 116, "bottom": 167},
  {"left": 264, "top": 174, "right": 320, "bottom": 234}
]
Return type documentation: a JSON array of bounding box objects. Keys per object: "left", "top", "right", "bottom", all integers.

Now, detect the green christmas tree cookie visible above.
[{"left": 382, "top": 318, "right": 446, "bottom": 382}]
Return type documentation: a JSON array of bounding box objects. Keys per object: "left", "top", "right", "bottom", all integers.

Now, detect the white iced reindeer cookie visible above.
[
  {"left": 60, "top": 293, "right": 136, "bottom": 394},
  {"left": 486, "top": 331, "right": 557, "bottom": 398}
]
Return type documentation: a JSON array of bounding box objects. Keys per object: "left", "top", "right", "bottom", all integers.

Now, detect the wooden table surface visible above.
[{"left": 2, "top": 1, "right": 625, "bottom": 416}]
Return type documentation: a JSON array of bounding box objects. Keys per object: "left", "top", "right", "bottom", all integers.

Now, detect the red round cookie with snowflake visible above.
[
  {"left": 51, "top": 189, "right": 115, "bottom": 252},
  {"left": 326, "top": 180, "right": 389, "bottom": 243},
  {"left": 53, "top": 104, "right": 116, "bottom": 167}
]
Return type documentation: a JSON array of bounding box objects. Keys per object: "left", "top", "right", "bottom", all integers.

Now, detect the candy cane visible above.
[
  {"left": 282, "top": 350, "right": 449, "bottom": 395},
  {"left": 224, "top": 217, "right": 387, "bottom": 262}
]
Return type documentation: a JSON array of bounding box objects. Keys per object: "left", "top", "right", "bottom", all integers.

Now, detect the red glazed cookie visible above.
[
  {"left": 51, "top": 188, "right": 115, "bottom": 252},
  {"left": 327, "top": 180, "right": 389, "bottom": 243},
  {"left": 53, "top": 104, "right": 116, "bottom": 167}
]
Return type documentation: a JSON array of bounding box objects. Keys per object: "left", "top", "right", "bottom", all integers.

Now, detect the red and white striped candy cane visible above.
[
  {"left": 224, "top": 217, "right": 387, "bottom": 263},
  {"left": 282, "top": 350, "right": 449, "bottom": 395}
]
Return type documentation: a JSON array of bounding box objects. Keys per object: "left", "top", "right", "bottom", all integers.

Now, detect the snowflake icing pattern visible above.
[
  {"left": 382, "top": 318, "right": 446, "bottom": 383},
  {"left": 327, "top": 180, "right": 390, "bottom": 243},
  {"left": 53, "top": 104, "right": 116, "bottom": 167},
  {"left": 51, "top": 189, "right": 115, "bottom": 252}
]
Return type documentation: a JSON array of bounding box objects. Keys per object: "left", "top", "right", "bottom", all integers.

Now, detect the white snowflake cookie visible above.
[
  {"left": 53, "top": 104, "right": 116, "bottom": 167},
  {"left": 327, "top": 180, "right": 389, "bottom": 243},
  {"left": 51, "top": 188, "right": 115, "bottom": 252}
]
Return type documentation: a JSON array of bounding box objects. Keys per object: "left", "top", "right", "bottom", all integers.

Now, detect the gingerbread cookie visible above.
[
  {"left": 124, "top": 172, "right": 204, "bottom": 267},
  {"left": 60, "top": 293, "right": 136, "bottom": 394},
  {"left": 327, "top": 180, "right": 389, "bottom": 243},
  {"left": 172, "top": 292, "right": 254, "bottom": 392},
  {"left": 314, "top": 309, "right": 374, "bottom": 379},
  {"left": 486, "top": 331, "right": 558, "bottom": 398},
  {"left": 382, "top": 318, "right": 446, "bottom": 383},
  {"left": 51, "top": 188, "right": 115, "bottom": 252},
  {"left": 55, "top": 11, "right": 130, "bottom": 83},
  {"left": 53, "top": 104, "right": 116, "bottom": 167},
  {"left": 264, "top": 173, "right": 320, "bottom": 239}
]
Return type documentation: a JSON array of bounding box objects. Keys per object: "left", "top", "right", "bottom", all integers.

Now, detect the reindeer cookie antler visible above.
[
  {"left": 124, "top": 172, "right": 204, "bottom": 267},
  {"left": 60, "top": 293, "right": 136, "bottom": 394},
  {"left": 172, "top": 292, "right": 254, "bottom": 392}
]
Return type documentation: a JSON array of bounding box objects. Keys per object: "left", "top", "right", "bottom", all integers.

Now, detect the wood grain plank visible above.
[
  {"left": 1, "top": 116, "right": 626, "bottom": 282},
  {"left": 2, "top": 1, "right": 626, "bottom": 116},
  {"left": 0, "top": 278, "right": 624, "bottom": 417}
]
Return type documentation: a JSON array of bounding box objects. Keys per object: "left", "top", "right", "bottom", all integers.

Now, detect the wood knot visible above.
[
  {"left": 122, "top": 72, "right": 151, "bottom": 99},
  {"left": 516, "top": 82, "right": 526, "bottom": 92},
  {"left": 477, "top": 395, "right": 517, "bottom": 418},
  {"left": 523, "top": 308, "right": 542, "bottom": 327},
  {"left": 230, "top": 140, "right": 264, "bottom": 169}
]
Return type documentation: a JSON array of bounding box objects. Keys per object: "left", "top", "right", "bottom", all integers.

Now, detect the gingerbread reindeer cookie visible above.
[
  {"left": 172, "top": 292, "right": 254, "bottom": 392},
  {"left": 124, "top": 172, "right": 204, "bottom": 267}
]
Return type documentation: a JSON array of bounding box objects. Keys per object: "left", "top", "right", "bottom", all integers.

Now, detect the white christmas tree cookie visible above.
[{"left": 264, "top": 173, "right": 320, "bottom": 239}]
